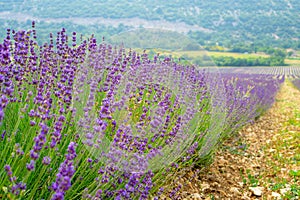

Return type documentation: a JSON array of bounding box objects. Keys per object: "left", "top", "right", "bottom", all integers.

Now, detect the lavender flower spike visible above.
[{"left": 51, "top": 142, "right": 77, "bottom": 200}]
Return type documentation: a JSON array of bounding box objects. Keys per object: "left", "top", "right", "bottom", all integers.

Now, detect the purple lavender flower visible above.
[
  {"left": 51, "top": 192, "right": 64, "bottom": 200},
  {"left": 26, "top": 160, "right": 35, "bottom": 171},
  {"left": 51, "top": 142, "right": 77, "bottom": 199},
  {"left": 42, "top": 156, "right": 51, "bottom": 165},
  {"left": 30, "top": 120, "right": 36, "bottom": 126},
  {"left": 1, "top": 130, "right": 6, "bottom": 140},
  {"left": 4, "top": 164, "right": 12, "bottom": 177}
]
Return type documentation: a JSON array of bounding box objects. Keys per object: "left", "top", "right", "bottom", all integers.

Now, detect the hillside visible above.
[{"left": 0, "top": 0, "right": 299, "bottom": 50}]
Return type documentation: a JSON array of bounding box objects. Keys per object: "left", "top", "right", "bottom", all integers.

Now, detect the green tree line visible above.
[{"left": 211, "top": 56, "right": 286, "bottom": 66}]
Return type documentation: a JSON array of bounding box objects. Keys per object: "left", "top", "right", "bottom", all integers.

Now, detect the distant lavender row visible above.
[
  {"left": 217, "top": 66, "right": 300, "bottom": 78},
  {"left": 223, "top": 74, "right": 283, "bottom": 129},
  {"left": 0, "top": 23, "right": 283, "bottom": 199}
]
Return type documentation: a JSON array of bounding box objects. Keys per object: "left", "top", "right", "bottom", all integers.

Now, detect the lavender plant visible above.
[{"left": 0, "top": 23, "right": 283, "bottom": 199}]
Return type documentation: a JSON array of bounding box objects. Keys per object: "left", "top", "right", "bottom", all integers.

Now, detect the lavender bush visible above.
[
  {"left": 0, "top": 23, "right": 283, "bottom": 199},
  {"left": 221, "top": 74, "right": 283, "bottom": 135},
  {"left": 0, "top": 22, "right": 222, "bottom": 199}
]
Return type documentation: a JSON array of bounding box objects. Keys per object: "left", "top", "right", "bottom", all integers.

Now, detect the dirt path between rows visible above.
[{"left": 179, "top": 80, "right": 300, "bottom": 200}]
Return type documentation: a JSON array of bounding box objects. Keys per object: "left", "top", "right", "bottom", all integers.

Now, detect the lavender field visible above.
[{"left": 0, "top": 24, "right": 298, "bottom": 200}]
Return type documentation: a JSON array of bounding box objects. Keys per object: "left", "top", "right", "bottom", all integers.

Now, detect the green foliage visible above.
[
  {"left": 109, "top": 29, "right": 194, "bottom": 50},
  {"left": 182, "top": 43, "right": 201, "bottom": 51},
  {"left": 212, "top": 55, "right": 286, "bottom": 66}
]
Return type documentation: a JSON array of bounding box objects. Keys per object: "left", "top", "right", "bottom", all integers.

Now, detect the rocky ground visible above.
[{"left": 176, "top": 80, "right": 300, "bottom": 200}]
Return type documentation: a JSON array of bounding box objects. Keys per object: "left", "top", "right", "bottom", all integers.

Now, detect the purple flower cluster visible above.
[
  {"left": 51, "top": 142, "right": 77, "bottom": 200},
  {"left": 28, "top": 123, "right": 49, "bottom": 167},
  {"left": 0, "top": 28, "right": 15, "bottom": 123}
]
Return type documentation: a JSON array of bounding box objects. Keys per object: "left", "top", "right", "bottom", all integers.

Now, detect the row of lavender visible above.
[
  {"left": 223, "top": 73, "right": 284, "bottom": 130},
  {"left": 0, "top": 24, "right": 283, "bottom": 199},
  {"left": 218, "top": 66, "right": 300, "bottom": 78}
]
